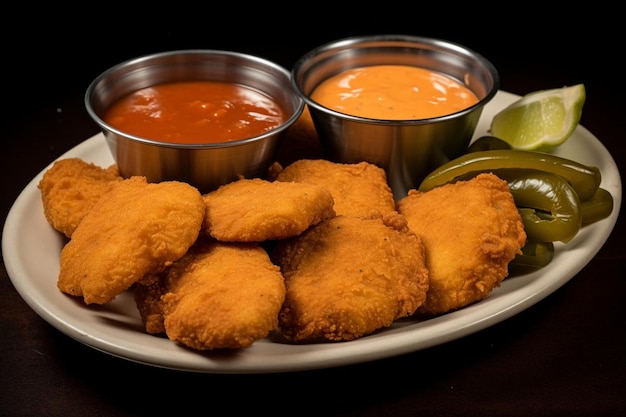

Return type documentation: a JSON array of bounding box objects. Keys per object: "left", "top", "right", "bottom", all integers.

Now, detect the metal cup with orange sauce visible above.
[{"left": 291, "top": 35, "right": 499, "bottom": 198}]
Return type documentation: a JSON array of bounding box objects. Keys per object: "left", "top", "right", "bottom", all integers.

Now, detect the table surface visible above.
[{"left": 2, "top": 15, "right": 624, "bottom": 417}]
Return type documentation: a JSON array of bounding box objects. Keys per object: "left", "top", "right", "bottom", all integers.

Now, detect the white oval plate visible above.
[{"left": 3, "top": 91, "right": 622, "bottom": 374}]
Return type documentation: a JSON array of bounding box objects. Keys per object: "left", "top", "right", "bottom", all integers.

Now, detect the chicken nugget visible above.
[
  {"left": 274, "top": 159, "right": 396, "bottom": 219},
  {"left": 272, "top": 213, "right": 429, "bottom": 342},
  {"left": 38, "top": 158, "right": 123, "bottom": 238},
  {"left": 202, "top": 177, "right": 335, "bottom": 242},
  {"left": 58, "top": 176, "right": 206, "bottom": 304},
  {"left": 397, "top": 173, "right": 527, "bottom": 315},
  {"left": 135, "top": 238, "right": 286, "bottom": 350}
]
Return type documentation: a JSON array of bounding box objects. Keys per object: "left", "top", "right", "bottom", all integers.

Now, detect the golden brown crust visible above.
[
  {"left": 134, "top": 279, "right": 167, "bottom": 334},
  {"left": 397, "top": 173, "right": 527, "bottom": 315},
  {"left": 202, "top": 178, "right": 335, "bottom": 242},
  {"left": 57, "top": 177, "right": 206, "bottom": 304},
  {"left": 275, "top": 159, "right": 396, "bottom": 219},
  {"left": 38, "top": 158, "right": 123, "bottom": 238},
  {"left": 272, "top": 213, "right": 429, "bottom": 342},
  {"left": 136, "top": 238, "right": 286, "bottom": 350}
]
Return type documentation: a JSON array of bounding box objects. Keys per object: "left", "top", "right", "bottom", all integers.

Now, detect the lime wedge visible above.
[{"left": 490, "top": 84, "right": 586, "bottom": 152}]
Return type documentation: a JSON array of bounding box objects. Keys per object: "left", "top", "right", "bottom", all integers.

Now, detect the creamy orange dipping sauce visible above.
[
  {"left": 310, "top": 65, "right": 479, "bottom": 120},
  {"left": 103, "top": 81, "right": 287, "bottom": 144}
]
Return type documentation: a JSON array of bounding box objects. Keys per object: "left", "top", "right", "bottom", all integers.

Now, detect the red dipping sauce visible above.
[{"left": 103, "top": 81, "right": 288, "bottom": 144}]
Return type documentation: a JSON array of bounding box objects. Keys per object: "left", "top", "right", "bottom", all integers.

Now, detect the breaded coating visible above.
[
  {"left": 134, "top": 277, "right": 167, "bottom": 335},
  {"left": 397, "top": 173, "right": 527, "bottom": 315},
  {"left": 135, "top": 238, "right": 286, "bottom": 350},
  {"left": 272, "top": 213, "right": 429, "bottom": 342},
  {"left": 274, "top": 159, "right": 396, "bottom": 219},
  {"left": 58, "top": 176, "right": 206, "bottom": 304},
  {"left": 202, "top": 177, "right": 335, "bottom": 242},
  {"left": 38, "top": 158, "right": 123, "bottom": 237}
]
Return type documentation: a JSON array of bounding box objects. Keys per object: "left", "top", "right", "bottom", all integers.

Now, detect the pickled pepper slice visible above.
[
  {"left": 419, "top": 149, "right": 601, "bottom": 200},
  {"left": 467, "top": 135, "right": 512, "bottom": 152},
  {"left": 505, "top": 171, "right": 582, "bottom": 243},
  {"left": 580, "top": 187, "right": 614, "bottom": 225},
  {"left": 511, "top": 241, "right": 555, "bottom": 270}
]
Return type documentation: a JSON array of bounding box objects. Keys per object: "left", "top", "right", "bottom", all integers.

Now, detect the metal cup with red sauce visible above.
[{"left": 86, "top": 49, "right": 304, "bottom": 193}]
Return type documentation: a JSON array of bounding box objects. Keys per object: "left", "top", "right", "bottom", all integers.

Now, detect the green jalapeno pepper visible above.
[
  {"left": 419, "top": 149, "right": 601, "bottom": 200},
  {"left": 580, "top": 187, "right": 614, "bottom": 225},
  {"left": 444, "top": 168, "right": 612, "bottom": 227},
  {"left": 510, "top": 241, "right": 555, "bottom": 272},
  {"left": 500, "top": 170, "right": 582, "bottom": 243},
  {"left": 467, "top": 136, "right": 512, "bottom": 152}
]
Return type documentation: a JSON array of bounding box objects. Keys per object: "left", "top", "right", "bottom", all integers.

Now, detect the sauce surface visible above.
[
  {"left": 103, "top": 81, "right": 287, "bottom": 144},
  {"left": 311, "top": 65, "right": 479, "bottom": 120}
]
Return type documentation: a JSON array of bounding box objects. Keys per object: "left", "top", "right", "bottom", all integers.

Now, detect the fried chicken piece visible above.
[
  {"left": 273, "top": 159, "right": 396, "bottom": 219},
  {"left": 202, "top": 177, "right": 335, "bottom": 242},
  {"left": 58, "top": 176, "right": 206, "bottom": 304},
  {"left": 135, "top": 238, "right": 286, "bottom": 350},
  {"left": 272, "top": 213, "right": 429, "bottom": 342},
  {"left": 397, "top": 173, "right": 527, "bottom": 316},
  {"left": 134, "top": 276, "right": 167, "bottom": 335},
  {"left": 38, "top": 158, "right": 123, "bottom": 238}
]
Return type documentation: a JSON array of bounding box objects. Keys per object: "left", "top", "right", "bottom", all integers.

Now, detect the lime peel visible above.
[{"left": 490, "top": 84, "right": 586, "bottom": 152}]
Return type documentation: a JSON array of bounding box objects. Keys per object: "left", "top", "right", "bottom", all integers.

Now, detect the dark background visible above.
[
  {"left": 4, "top": 9, "right": 617, "bottom": 115},
  {"left": 2, "top": 7, "right": 624, "bottom": 417},
  {"left": 5, "top": 8, "right": 619, "bottom": 174}
]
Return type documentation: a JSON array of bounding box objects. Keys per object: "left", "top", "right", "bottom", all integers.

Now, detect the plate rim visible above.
[{"left": 3, "top": 90, "right": 622, "bottom": 374}]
